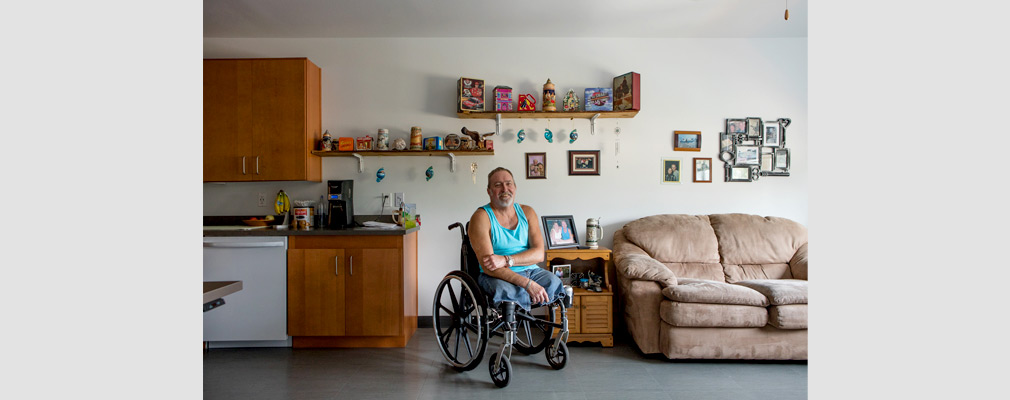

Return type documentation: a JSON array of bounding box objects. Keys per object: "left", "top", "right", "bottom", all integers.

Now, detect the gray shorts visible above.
[{"left": 478, "top": 267, "right": 566, "bottom": 311}]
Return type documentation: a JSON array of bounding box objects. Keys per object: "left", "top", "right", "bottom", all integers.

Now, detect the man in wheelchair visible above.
[{"left": 468, "top": 167, "right": 566, "bottom": 310}]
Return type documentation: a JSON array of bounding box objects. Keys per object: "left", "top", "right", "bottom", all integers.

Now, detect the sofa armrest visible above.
[
  {"left": 789, "top": 242, "right": 808, "bottom": 280},
  {"left": 616, "top": 253, "right": 678, "bottom": 287}
]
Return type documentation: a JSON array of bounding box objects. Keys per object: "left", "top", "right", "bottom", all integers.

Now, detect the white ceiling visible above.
[{"left": 204, "top": 0, "right": 807, "bottom": 38}]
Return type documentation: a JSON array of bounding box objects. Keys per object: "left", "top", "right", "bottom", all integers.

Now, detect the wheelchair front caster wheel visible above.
[
  {"left": 488, "top": 352, "right": 512, "bottom": 388},
  {"left": 546, "top": 339, "right": 568, "bottom": 370}
]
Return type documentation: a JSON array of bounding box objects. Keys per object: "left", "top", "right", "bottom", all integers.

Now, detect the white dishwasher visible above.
[{"left": 203, "top": 236, "right": 289, "bottom": 348}]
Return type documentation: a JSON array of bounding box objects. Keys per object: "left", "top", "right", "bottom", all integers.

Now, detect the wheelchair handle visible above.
[{"left": 448, "top": 222, "right": 465, "bottom": 242}]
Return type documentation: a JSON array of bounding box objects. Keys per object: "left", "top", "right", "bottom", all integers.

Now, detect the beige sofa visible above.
[{"left": 613, "top": 214, "right": 807, "bottom": 360}]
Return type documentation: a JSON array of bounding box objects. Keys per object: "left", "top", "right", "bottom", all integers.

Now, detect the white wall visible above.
[{"left": 203, "top": 37, "right": 807, "bottom": 316}]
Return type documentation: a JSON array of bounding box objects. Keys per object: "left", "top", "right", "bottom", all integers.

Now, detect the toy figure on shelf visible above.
[
  {"left": 569, "top": 129, "right": 578, "bottom": 144},
  {"left": 544, "top": 128, "right": 554, "bottom": 143},
  {"left": 321, "top": 130, "right": 333, "bottom": 151},
  {"left": 461, "top": 126, "right": 494, "bottom": 150},
  {"left": 376, "top": 167, "right": 386, "bottom": 182},
  {"left": 563, "top": 89, "right": 579, "bottom": 112},
  {"left": 516, "top": 129, "right": 526, "bottom": 144},
  {"left": 425, "top": 166, "right": 434, "bottom": 181}
]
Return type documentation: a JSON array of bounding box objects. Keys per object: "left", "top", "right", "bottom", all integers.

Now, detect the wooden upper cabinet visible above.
[{"left": 204, "top": 58, "right": 322, "bottom": 182}]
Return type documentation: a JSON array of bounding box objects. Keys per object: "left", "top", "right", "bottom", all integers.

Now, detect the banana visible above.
[{"left": 275, "top": 190, "right": 287, "bottom": 215}]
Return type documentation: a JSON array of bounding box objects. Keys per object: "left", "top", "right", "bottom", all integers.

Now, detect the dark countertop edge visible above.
[{"left": 203, "top": 226, "right": 420, "bottom": 237}]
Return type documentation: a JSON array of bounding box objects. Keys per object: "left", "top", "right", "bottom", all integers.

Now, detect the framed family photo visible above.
[
  {"left": 673, "top": 131, "right": 702, "bottom": 151},
  {"left": 661, "top": 158, "right": 682, "bottom": 184},
  {"left": 551, "top": 264, "right": 572, "bottom": 286},
  {"left": 568, "top": 150, "right": 600, "bottom": 175},
  {"left": 726, "top": 119, "right": 746, "bottom": 135},
  {"left": 541, "top": 215, "right": 580, "bottom": 249},
  {"left": 693, "top": 158, "right": 712, "bottom": 183},
  {"left": 525, "top": 152, "right": 546, "bottom": 179},
  {"left": 763, "top": 120, "right": 781, "bottom": 147}
]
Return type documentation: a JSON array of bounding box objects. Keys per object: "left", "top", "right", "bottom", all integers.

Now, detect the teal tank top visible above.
[{"left": 480, "top": 203, "right": 538, "bottom": 273}]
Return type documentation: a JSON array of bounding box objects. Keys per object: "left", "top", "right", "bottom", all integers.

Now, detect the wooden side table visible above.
[{"left": 545, "top": 247, "right": 614, "bottom": 347}]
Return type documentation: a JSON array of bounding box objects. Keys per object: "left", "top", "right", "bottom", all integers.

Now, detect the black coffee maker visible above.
[{"left": 326, "top": 180, "right": 354, "bottom": 229}]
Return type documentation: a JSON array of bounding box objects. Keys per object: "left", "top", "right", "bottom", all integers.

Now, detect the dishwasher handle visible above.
[{"left": 203, "top": 241, "right": 286, "bottom": 248}]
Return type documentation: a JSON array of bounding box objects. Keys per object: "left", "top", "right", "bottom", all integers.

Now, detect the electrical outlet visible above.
[
  {"left": 382, "top": 193, "right": 392, "bottom": 208},
  {"left": 258, "top": 193, "right": 267, "bottom": 207},
  {"left": 394, "top": 192, "right": 404, "bottom": 208}
]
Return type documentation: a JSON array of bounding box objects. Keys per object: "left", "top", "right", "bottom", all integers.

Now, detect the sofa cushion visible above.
[
  {"left": 733, "top": 279, "right": 808, "bottom": 305},
  {"left": 709, "top": 214, "right": 807, "bottom": 265},
  {"left": 616, "top": 253, "right": 678, "bottom": 287},
  {"left": 660, "top": 301, "right": 768, "bottom": 328},
  {"left": 621, "top": 215, "right": 720, "bottom": 264},
  {"left": 769, "top": 305, "right": 807, "bottom": 329},
  {"left": 661, "top": 279, "right": 769, "bottom": 307},
  {"left": 724, "top": 263, "right": 794, "bottom": 283}
]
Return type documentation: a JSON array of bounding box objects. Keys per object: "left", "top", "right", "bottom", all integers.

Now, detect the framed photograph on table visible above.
[
  {"left": 541, "top": 215, "right": 580, "bottom": 249},
  {"left": 661, "top": 158, "right": 682, "bottom": 184},
  {"left": 693, "top": 158, "right": 712, "bottom": 183},
  {"left": 673, "top": 131, "right": 702, "bottom": 151},
  {"left": 551, "top": 264, "right": 572, "bottom": 286},
  {"left": 525, "top": 152, "right": 546, "bottom": 179},
  {"left": 568, "top": 150, "right": 600, "bottom": 175}
]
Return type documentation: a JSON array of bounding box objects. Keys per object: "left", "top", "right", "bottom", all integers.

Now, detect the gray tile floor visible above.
[{"left": 204, "top": 329, "right": 807, "bottom": 400}]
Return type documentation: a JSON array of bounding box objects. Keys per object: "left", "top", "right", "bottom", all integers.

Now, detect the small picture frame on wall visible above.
[
  {"left": 735, "top": 145, "right": 760, "bottom": 165},
  {"left": 763, "top": 121, "right": 781, "bottom": 147},
  {"left": 673, "top": 131, "right": 702, "bottom": 151},
  {"left": 746, "top": 117, "right": 762, "bottom": 139},
  {"left": 525, "top": 152, "right": 546, "bottom": 179},
  {"left": 541, "top": 215, "right": 580, "bottom": 249},
  {"left": 661, "top": 158, "right": 682, "bottom": 184},
  {"left": 728, "top": 165, "right": 753, "bottom": 182},
  {"left": 726, "top": 119, "right": 746, "bottom": 135},
  {"left": 693, "top": 158, "right": 712, "bottom": 183},
  {"left": 568, "top": 150, "right": 600, "bottom": 175}
]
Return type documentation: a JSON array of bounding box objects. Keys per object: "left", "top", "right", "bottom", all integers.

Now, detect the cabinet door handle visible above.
[
  {"left": 349, "top": 256, "right": 353, "bottom": 275},
  {"left": 335, "top": 256, "right": 339, "bottom": 275},
  {"left": 255, "top": 156, "right": 260, "bottom": 175},
  {"left": 242, "top": 156, "right": 247, "bottom": 175}
]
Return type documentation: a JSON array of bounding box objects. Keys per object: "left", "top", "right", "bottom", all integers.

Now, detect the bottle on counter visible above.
[{"left": 316, "top": 195, "right": 326, "bottom": 229}]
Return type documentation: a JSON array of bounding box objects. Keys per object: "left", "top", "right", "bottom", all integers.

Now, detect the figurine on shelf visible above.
[
  {"left": 542, "top": 79, "right": 556, "bottom": 111},
  {"left": 516, "top": 129, "right": 526, "bottom": 144},
  {"left": 563, "top": 89, "right": 579, "bottom": 112},
  {"left": 321, "top": 130, "right": 333, "bottom": 151},
  {"left": 544, "top": 128, "right": 554, "bottom": 143},
  {"left": 425, "top": 166, "right": 434, "bottom": 181},
  {"left": 478, "top": 132, "right": 494, "bottom": 150},
  {"left": 376, "top": 167, "right": 386, "bottom": 183},
  {"left": 569, "top": 129, "right": 578, "bottom": 144}
]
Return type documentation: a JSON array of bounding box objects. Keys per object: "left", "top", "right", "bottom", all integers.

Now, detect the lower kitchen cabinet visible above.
[{"left": 287, "top": 232, "right": 417, "bottom": 347}]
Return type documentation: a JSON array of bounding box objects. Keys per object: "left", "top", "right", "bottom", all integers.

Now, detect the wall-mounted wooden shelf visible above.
[
  {"left": 457, "top": 110, "right": 638, "bottom": 136},
  {"left": 457, "top": 110, "right": 638, "bottom": 119},
  {"left": 311, "top": 150, "right": 493, "bottom": 157},
  {"left": 311, "top": 150, "right": 493, "bottom": 173}
]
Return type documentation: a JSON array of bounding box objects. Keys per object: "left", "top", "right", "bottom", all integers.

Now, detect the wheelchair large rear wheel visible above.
[
  {"left": 433, "top": 271, "right": 488, "bottom": 371},
  {"left": 513, "top": 301, "right": 557, "bottom": 355}
]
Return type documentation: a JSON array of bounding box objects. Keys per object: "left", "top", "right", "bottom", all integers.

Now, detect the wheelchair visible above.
[{"left": 433, "top": 222, "right": 571, "bottom": 388}]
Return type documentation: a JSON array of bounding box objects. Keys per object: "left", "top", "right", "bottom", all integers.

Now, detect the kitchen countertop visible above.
[
  {"left": 203, "top": 225, "right": 419, "bottom": 237},
  {"left": 203, "top": 214, "right": 419, "bottom": 236}
]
